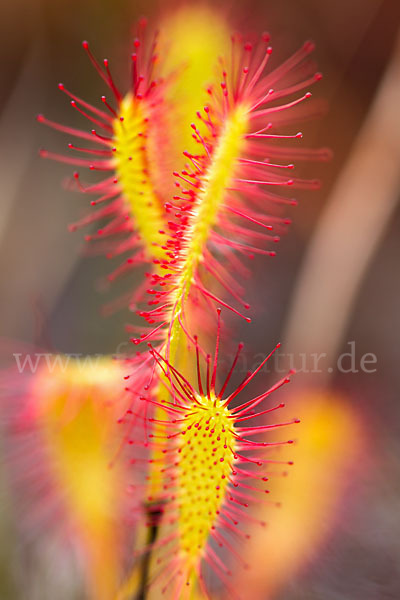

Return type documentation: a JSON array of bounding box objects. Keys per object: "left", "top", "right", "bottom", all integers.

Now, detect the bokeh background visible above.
[{"left": 1, "top": 0, "right": 400, "bottom": 598}]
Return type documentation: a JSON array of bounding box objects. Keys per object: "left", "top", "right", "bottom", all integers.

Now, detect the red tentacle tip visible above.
[
  {"left": 303, "top": 40, "right": 316, "bottom": 52},
  {"left": 36, "top": 114, "right": 45, "bottom": 123},
  {"left": 58, "top": 83, "right": 64, "bottom": 90},
  {"left": 82, "top": 40, "right": 89, "bottom": 49},
  {"left": 320, "top": 148, "right": 333, "bottom": 161}
]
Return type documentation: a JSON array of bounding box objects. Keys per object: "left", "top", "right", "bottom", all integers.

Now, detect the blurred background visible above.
[{"left": 0, "top": 0, "right": 399, "bottom": 598}]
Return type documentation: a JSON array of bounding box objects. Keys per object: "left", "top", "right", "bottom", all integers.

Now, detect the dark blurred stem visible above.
[{"left": 136, "top": 506, "right": 162, "bottom": 600}]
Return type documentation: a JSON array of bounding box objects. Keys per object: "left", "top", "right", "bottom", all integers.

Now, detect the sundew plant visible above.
[{"left": 6, "top": 5, "right": 328, "bottom": 600}]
